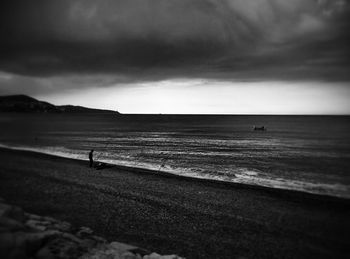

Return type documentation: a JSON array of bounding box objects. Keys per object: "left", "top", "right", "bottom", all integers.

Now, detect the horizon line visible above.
[{"left": 119, "top": 113, "right": 350, "bottom": 116}]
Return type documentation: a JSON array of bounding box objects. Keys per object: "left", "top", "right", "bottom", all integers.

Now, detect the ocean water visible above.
[{"left": 1, "top": 113, "right": 350, "bottom": 198}]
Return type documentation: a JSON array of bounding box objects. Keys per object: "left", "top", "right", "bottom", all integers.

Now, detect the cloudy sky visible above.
[{"left": 0, "top": 0, "right": 349, "bottom": 114}]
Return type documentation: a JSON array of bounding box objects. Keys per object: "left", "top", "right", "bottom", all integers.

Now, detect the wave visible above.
[{"left": 1, "top": 143, "right": 349, "bottom": 199}]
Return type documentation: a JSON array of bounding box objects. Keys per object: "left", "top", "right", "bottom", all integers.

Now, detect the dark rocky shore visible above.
[
  {"left": 0, "top": 148, "right": 350, "bottom": 258},
  {"left": 0, "top": 197, "right": 183, "bottom": 258}
]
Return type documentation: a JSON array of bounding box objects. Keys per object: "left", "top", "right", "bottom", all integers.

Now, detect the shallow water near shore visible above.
[{"left": 1, "top": 113, "right": 350, "bottom": 198}]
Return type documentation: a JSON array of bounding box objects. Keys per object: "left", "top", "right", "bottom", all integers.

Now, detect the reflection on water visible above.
[{"left": 0, "top": 113, "right": 350, "bottom": 198}]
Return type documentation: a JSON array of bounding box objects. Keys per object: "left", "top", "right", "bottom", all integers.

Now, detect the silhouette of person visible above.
[{"left": 89, "top": 149, "right": 94, "bottom": 168}]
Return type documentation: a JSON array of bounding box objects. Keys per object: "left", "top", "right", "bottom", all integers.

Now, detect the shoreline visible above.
[
  {"left": 1, "top": 147, "right": 350, "bottom": 258},
  {"left": 1, "top": 146, "right": 349, "bottom": 206}
]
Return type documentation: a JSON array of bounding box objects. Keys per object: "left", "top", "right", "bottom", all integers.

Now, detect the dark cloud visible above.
[{"left": 0, "top": 0, "right": 349, "bottom": 82}]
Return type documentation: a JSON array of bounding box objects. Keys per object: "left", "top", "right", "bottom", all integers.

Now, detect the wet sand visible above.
[{"left": 0, "top": 147, "right": 349, "bottom": 258}]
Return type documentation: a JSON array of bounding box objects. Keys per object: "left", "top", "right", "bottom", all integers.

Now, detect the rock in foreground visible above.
[{"left": 0, "top": 198, "right": 184, "bottom": 259}]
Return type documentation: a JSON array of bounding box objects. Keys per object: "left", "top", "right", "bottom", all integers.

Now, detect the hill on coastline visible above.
[{"left": 0, "top": 95, "right": 119, "bottom": 114}]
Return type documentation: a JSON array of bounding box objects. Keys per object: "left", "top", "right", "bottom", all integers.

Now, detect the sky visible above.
[{"left": 0, "top": 0, "right": 349, "bottom": 114}]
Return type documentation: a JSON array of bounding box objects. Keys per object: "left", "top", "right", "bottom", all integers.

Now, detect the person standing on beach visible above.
[{"left": 89, "top": 149, "right": 94, "bottom": 168}]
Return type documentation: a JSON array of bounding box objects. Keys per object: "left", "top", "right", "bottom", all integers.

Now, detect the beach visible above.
[{"left": 0, "top": 147, "right": 349, "bottom": 258}]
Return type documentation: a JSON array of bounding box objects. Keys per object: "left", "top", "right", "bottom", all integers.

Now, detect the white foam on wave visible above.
[
  {"left": 232, "top": 169, "right": 350, "bottom": 198},
  {"left": 1, "top": 143, "right": 349, "bottom": 199},
  {"left": 0, "top": 143, "right": 87, "bottom": 161}
]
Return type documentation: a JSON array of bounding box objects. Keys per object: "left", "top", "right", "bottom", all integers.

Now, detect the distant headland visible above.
[{"left": 0, "top": 95, "right": 119, "bottom": 114}]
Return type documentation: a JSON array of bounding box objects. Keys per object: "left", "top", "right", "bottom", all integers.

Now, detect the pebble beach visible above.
[{"left": 0, "top": 147, "right": 349, "bottom": 258}]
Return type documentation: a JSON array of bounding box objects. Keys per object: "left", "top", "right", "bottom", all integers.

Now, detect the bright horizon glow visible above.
[{"left": 36, "top": 79, "right": 350, "bottom": 115}]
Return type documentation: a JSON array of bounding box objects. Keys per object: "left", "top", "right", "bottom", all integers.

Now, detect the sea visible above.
[{"left": 0, "top": 113, "right": 349, "bottom": 198}]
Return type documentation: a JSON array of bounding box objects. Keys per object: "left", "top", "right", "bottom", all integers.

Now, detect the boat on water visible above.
[{"left": 253, "top": 126, "right": 267, "bottom": 131}]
